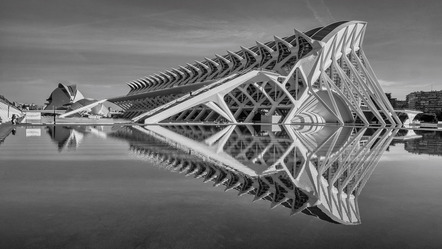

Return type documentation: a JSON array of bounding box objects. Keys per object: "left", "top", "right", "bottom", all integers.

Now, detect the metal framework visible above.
[
  {"left": 111, "top": 124, "right": 397, "bottom": 224},
  {"left": 109, "top": 21, "right": 400, "bottom": 126}
]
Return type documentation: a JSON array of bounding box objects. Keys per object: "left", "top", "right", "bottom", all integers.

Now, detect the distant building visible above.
[
  {"left": 406, "top": 90, "right": 442, "bottom": 114},
  {"left": 44, "top": 83, "right": 111, "bottom": 117},
  {"left": 20, "top": 103, "right": 42, "bottom": 110},
  {"left": 395, "top": 100, "right": 408, "bottom": 109},
  {"left": 44, "top": 83, "right": 85, "bottom": 110},
  {"left": 386, "top": 93, "right": 397, "bottom": 108},
  {"left": 386, "top": 93, "right": 408, "bottom": 109}
]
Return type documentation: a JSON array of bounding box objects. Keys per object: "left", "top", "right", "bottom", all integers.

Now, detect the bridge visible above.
[
  {"left": 108, "top": 21, "right": 401, "bottom": 126},
  {"left": 111, "top": 124, "right": 397, "bottom": 224},
  {"left": 394, "top": 109, "right": 423, "bottom": 127}
]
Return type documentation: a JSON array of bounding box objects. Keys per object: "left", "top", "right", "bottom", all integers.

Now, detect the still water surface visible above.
[{"left": 0, "top": 124, "right": 441, "bottom": 249}]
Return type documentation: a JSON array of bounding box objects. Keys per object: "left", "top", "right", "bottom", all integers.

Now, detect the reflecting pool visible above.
[{"left": 1, "top": 124, "right": 441, "bottom": 248}]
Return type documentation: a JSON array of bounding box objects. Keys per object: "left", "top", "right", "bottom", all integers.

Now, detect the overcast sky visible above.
[{"left": 1, "top": 0, "right": 441, "bottom": 104}]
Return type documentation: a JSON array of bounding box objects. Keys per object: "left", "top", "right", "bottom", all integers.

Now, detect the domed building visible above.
[
  {"left": 44, "top": 83, "right": 113, "bottom": 118},
  {"left": 44, "top": 83, "right": 85, "bottom": 110}
]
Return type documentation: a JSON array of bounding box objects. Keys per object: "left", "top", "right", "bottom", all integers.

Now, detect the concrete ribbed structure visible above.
[{"left": 109, "top": 21, "right": 400, "bottom": 126}]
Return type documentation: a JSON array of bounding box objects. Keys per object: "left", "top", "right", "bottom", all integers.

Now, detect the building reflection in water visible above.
[
  {"left": 46, "top": 125, "right": 109, "bottom": 152},
  {"left": 392, "top": 129, "right": 442, "bottom": 156},
  {"left": 111, "top": 124, "right": 397, "bottom": 225},
  {"left": 406, "top": 130, "right": 442, "bottom": 156}
]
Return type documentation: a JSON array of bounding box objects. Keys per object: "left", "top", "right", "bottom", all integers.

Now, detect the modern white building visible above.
[
  {"left": 0, "top": 96, "right": 22, "bottom": 123},
  {"left": 109, "top": 21, "right": 400, "bottom": 126},
  {"left": 44, "top": 83, "right": 110, "bottom": 118},
  {"left": 45, "top": 83, "right": 85, "bottom": 110}
]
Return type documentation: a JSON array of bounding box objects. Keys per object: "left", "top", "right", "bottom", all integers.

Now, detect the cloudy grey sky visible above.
[{"left": 1, "top": 0, "right": 441, "bottom": 104}]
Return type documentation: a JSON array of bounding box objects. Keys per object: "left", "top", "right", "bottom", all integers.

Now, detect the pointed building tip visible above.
[
  {"left": 252, "top": 195, "right": 261, "bottom": 202},
  {"left": 273, "top": 35, "right": 282, "bottom": 41},
  {"left": 179, "top": 65, "right": 191, "bottom": 73},
  {"left": 196, "top": 60, "right": 209, "bottom": 69},
  {"left": 256, "top": 41, "right": 274, "bottom": 51},
  {"left": 241, "top": 46, "right": 258, "bottom": 56},
  {"left": 294, "top": 28, "right": 314, "bottom": 43},
  {"left": 186, "top": 63, "right": 193, "bottom": 67},
  {"left": 270, "top": 202, "right": 279, "bottom": 209},
  {"left": 185, "top": 171, "right": 195, "bottom": 177},
  {"left": 293, "top": 28, "right": 302, "bottom": 35},
  {"left": 224, "top": 183, "right": 237, "bottom": 192},
  {"left": 213, "top": 181, "right": 222, "bottom": 187},
  {"left": 290, "top": 208, "right": 301, "bottom": 216}
]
